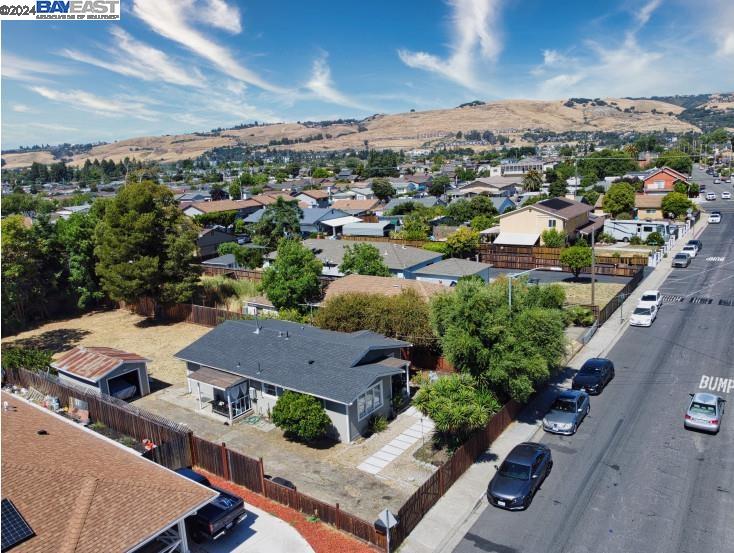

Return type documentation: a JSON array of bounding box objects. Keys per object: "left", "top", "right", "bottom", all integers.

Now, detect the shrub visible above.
[
  {"left": 422, "top": 242, "right": 448, "bottom": 256},
  {"left": 598, "top": 232, "right": 617, "bottom": 244},
  {"left": 1, "top": 346, "right": 54, "bottom": 374},
  {"left": 564, "top": 306, "right": 596, "bottom": 327},
  {"left": 559, "top": 244, "right": 592, "bottom": 279},
  {"left": 369, "top": 415, "right": 388, "bottom": 434},
  {"left": 645, "top": 232, "right": 665, "bottom": 246},
  {"left": 271, "top": 390, "right": 332, "bottom": 442},
  {"left": 629, "top": 236, "right": 643, "bottom": 245},
  {"left": 541, "top": 228, "right": 566, "bottom": 248}
]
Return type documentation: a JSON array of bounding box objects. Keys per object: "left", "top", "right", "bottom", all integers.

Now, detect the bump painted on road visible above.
[
  {"left": 706, "top": 256, "right": 726, "bottom": 262},
  {"left": 698, "top": 375, "right": 734, "bottom": 394},
  {"left": 662, "top": 294, "right": 685, "bottom": 303}
]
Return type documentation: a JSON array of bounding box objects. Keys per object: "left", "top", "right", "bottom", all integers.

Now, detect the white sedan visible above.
[
  {"left": 681, "top": 244, "right": 698, "bottom": 258},
  {"left": 629, "top": 304, "right": 657, "bottom": 327},
  {"left": 638, "top": 290, "right": 662, "bottom": 310},
  {"left": 722, "top": 191, "right": 731, "bottom": 200},
  {"left": 709, "top": 213, "right": 722, "bottom": 224}
]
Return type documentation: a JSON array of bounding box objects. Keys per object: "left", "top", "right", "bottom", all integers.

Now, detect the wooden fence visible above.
[
  {"left": 479, "top": 244, "right": 648, "bottom": 277},
  {"left": 597, "top": 265, "right": 645, "bottom": 326},
  {"left": 4, "top": 367, "right": 192, "bottom": 469},
  {"left": 336, "top": 235, "right": 431, "bottom": 248},
  {"left": 199, "top": 265, "right": 264, "bottom": 281},
  {"left": 406, "top": 347, "right": 456, "bottom": 373}
]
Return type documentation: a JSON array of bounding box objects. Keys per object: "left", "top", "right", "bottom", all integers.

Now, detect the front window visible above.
[
  {"left": 633, "top": 307, "right": 651, "bottom": 316},
  {"left": 548, "top": 219, "right": 556, "bottom": 228},
  {"left": 262, "top": 383, "right": 279, "bottom": 397},
  {"left": 499, "top": 461, "right": 531, "bottom": 480},
  {"left": 357, "top": 382, "right": 383, "bottom": 420},
  {"left": 552, "top": 399, "right": 576, "bottom": 412}
]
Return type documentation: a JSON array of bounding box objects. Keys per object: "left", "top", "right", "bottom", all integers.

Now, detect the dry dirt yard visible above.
[
  {"left": 2, "top": 309, "right": 210, "bottom": 388},
  {"left": 558, "top": 281, "right": 625, "bottom": 308}
]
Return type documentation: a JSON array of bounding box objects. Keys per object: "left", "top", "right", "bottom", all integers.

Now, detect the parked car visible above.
[
  {"left": 706, "top": 192, "right": 717, "bottom": 201},
  {"left": 684, "top": 393, "right": 726, "bottom": 433},
  {"left": 629, "top": 304, "right": 657, "bottom": 327},
  {"left": 175, "top": 468, "right": 248, "bottom": 542},
  {"left": 722, "top": 191, "right": 731, "bottom": 200},
  {"left": 687, "top": 239, "right": 703, "bottom": 252},
  {"left": 572, "top": 358, "right": 615, "bottom": 395},
  {"left": 638, "top": 290, "right": 663, "bottom": 311},
  {"left": 487, "top": 442, "right": 552, "bottom": 510},
  {"left": 681, "top": 244, "right": 698, "bottom": 258},
  {"left": 709, "top": 212, "right": 722, "bottom": 224},
  {"left": 542, "top": 390, "right": 590, "bottom": 435},
  {"left": 714, "top": 179, "right": 721, "bottom": 184},
  {"left": 672, "top": 253, "right": 691, "bottom": 267}
]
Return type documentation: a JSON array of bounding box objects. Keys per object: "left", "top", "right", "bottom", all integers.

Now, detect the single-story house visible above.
[
  {"left": 175, "top": 320, "right": 411, "bottom": 441},
  {"left": 196, "top": 227, "right": 237, "bottom": 259},
  {"left": 266, "top": 238, "right": 443, "bottom": 278},
  {"left": 1, "top": 392, "right": 217, "bottom": 553},
  {"left": 341, "top": 221, "right": 394, "bottom": 237},
  {"left": 319, "top": 215, "right": 364, "bottom": 236},
  {"left": 331, "top": 199, "right": 381, "bottom": 216},
  {"left": 501, "top": 157, "right": 555, "bottom": 176},
  {"left": 52, "top": 203, "right": 91, "bottom": 221},
  {"left": 448, "top": 177, "right": 519, "bottom": 199},
  {"left": 296, "top": 189, "right": 330, "bottom": 208},
  {"left": 243, "top": 295, "right": 278, "bottom": 317},
  {"left": 351, "top": 187, "right": 375, "bottom": 200},
  {"left": 175, "top": 191, "right": 210, "bottom": 203},
  {"left": 183, "top": 199, "right": 262, "bottom": 218},
  {"left": 635, "top": 194, "right": 665, "bottom": 219},
  {"left": 202, "top": 253, "right": 239, "bottom": 268},
  {"left": 52, "top": 346, "right": 151, "bottom": 400},
  {"left": 331, "top": 189, "right": 358, "bottom": 201},
  {"left": 244, "top": 207, "right": 353, "bottom": 236},
  {"left": 412, "top": 258, "right": 492, "bottom": 285},
  {"left": 489, "top": 196, "right": 516, "bottom": 214},
  {"left": 322, "top": 274, "right": 445, "bottom": 303},
  {"left": 495, "top": 197, "right": 593, "bottom": 246},
  {"left": 381, "top": 196, "right": 440, "bottom": 214}
]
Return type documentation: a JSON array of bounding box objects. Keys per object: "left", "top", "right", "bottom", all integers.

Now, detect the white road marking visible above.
[
  {"left": 706, "top": 256, "right": 726, "bottom": 262},
  {"left": 698, "top": 375, "right": 734, "bottom": 394}
]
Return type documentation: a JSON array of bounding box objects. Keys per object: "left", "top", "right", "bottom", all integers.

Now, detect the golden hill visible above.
[{"left": 1, "top": 97, "right": 700, "bottom": 169}]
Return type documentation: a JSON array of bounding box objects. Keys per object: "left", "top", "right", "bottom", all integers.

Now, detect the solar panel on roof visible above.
[
  {"left": 1, "top": 499, "right": 35, "bottom": 551},
  {"left": 539, "top": 198, "right": 573, "bottom": 210}
]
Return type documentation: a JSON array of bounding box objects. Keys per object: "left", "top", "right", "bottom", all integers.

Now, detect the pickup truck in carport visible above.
[{"left": 175, "top": 468, "right": 248, "bottom": 542}]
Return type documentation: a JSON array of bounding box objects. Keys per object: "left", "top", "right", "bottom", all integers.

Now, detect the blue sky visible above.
[{"left": 2, "top": 0, "right": 733, "bottom": 148}]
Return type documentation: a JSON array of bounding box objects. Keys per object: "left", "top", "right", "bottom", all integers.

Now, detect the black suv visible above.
[{"left": 487, "top": 442, "right": 552, "bottom": 510}]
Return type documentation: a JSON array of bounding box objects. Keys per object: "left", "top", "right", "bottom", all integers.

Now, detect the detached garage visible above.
[{"left": 52, "top": 346, "right": 151, "bottom": 400}]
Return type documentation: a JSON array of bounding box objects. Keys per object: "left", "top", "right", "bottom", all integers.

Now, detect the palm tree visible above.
[{"left": 522, "top": 169, "right": 543, "bottom": 192}]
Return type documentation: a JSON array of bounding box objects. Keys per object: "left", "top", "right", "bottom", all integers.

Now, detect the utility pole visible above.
[{"left": 591, "top": 227, "right": 596, "bottom": 309}]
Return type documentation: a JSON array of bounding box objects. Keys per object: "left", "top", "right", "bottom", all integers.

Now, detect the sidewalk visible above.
[{"left": 399, "top": 218, "right": 707, "bottom": 553}]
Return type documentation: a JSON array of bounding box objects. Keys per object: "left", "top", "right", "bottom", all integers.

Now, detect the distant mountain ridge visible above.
[{"left": 2, "top": 93, "right": 732, "bottom": 169}]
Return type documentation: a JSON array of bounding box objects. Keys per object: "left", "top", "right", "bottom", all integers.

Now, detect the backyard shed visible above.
[{"left": 51, "top": 346, "right": 151, "bottom": 400}]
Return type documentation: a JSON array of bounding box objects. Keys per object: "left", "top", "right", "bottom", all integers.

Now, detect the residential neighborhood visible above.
[{"left": 2, "top": 3, "right": 734, "bottom": 553}]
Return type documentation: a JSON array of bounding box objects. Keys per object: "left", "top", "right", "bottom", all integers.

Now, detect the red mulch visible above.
[{"left": 197, "top": 469, "right": 380, "bottom": 553}]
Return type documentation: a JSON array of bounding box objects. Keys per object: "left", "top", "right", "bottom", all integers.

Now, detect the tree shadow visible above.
[
  {"left": 515, "top": 365, "right": 578, "bottom": 426},
  {"left": 134, "top": 318, "right": 184, "bottom": 329},
  {"left": 281, "top": 431, "right": 340, "bottom": 450},
  {"left": 5, "top": 328, "right": 91, "bottom": 353}
]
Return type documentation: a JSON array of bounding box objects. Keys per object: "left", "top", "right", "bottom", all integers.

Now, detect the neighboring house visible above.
[
  {"left": 245, "top": 207, "right": 353, "bottom": 236},
  {"left": 341, "top": 221, "right": 394, "bottom": 237},
  {"left": 243, "top": 295, "right": 278, "bottom": 317},
  {"left": 331, "top": 189, "right": 357, "bottom": 201},
  {"left": 412, "top": 258, "right": 492, "bottom": 285},
  {"left": 296, "top": 189, "right": 330, "bottom": 208},
  {"left": 196, "top": 227, "right": 237, "bottom": 259},
  {"left": 267, "top": 238, "right": 443, "bottom": 278},
  {"left": 489, "top": 196, "right": 516, "bottom": 214},
  {"left": 642, "top": 166, "right": 689, "bottom": 195},
  {"left": 351, "top": 187, "right": 374, "bottom": 200},
  {"left": 52, "top": 203, "right": 91, "bottom": 221},
  {"left": 336, "top": 168, "right": 354, "bottom": 180},
  {"left": 183, "top": 199, "right": 261, "bottom": 218},
  {"left": 175, "top": 191, "right": 210, "bottom": 203},
  {"left": 635, "top": 194, "right": 665, "bottom": 219},
  {"left": 331, "top": 199, "right": 381, "bottom": 216},
  {"left": 447, "top": 177, "right": 518, "bottom": 199},
  {"left": 501, "top": 157, "right": 555, "bottom": 176},
  {"left": 51, "top": 346, "right": 151, "bottom": 400},
  {"left": 176, "top": 319, "right": 411, "bottom": 441},
  {"left": 322, "top": 273, "right": 445, "bottom": 303},
  {"left": 202, "top": 253, "right": 239, "bottom": 269},
  {"left": 382, "top": 196, "right": 440, "bottom": 214},
  {"left": 495, "top": 197, "right": 594, "bottom": 246},
  {"left": 1, "top": 392, "right": 217, "bottom": 553},
  {"left": 388, "top": 179, "right": 418, "bottom": 196}
]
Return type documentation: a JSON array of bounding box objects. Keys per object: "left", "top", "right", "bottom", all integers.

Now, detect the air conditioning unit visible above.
[{"left": 249, "top": 387, "right": 258, "bottom": 401}]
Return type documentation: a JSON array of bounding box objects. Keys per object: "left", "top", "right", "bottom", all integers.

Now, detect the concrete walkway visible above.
[
  {"left": 400, "top": 218, "right": 707, "bottom": 553},
  {"left": 195, "top": 504, "right": 314, "bottom": 553},
  {"left": 358, "top": 407, "right": 434, "bottom": 475}
]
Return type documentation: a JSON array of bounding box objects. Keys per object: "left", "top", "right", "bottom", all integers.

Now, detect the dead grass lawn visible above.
[{"left": 558, "top": 281, "right": 624, "bottom": 308}]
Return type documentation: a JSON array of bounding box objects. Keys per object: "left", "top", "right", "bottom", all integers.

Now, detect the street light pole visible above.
[{"left": 591, "top": 227, "right": 596, "bottom": 309}]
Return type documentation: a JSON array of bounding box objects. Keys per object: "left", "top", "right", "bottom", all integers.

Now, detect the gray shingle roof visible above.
[
  {"left": 175, "top": 319, "right": 409, "bottom": 404},
  {"left": 299, "top": 239, "right": 442, "bottom": 272},
  {"left": 384, "top": 196, "right": 438, "bottom": 211},
  {"left": 412, "top": 257, "right": 492, "bottom": 277}
]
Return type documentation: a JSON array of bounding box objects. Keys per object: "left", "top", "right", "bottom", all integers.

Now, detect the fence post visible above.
[
  {"left": 335, "top": 502, "right": 340, "bottom": 528},
  {"left": 438, "top": 466, "right": 445, "bottom": 496},
  {"left": 221, "top": 442, "right": 230, "bottom": 480},
  {"left": 188, "top": 431, "right": 197, "bottom": 468},
  {"left": 258, "top": 456, "right": 265, "bottom": 494}
]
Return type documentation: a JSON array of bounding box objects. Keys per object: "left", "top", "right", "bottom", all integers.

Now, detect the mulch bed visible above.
[{"left": 197, "top": 469, "right": 380, "bottom": 553}]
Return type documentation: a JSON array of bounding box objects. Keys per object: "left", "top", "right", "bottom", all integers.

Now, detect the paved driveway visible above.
[
  {"left": 454, "top": 209, "right": 734, "bottom": 552},
  {"left": 194, "top": 505, "right": 313, "bottom": 553}
]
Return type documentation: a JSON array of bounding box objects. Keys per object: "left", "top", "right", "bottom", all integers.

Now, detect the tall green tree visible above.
[
  {"left": 661, "top": 191, "right": 694, "bottom": 218},
  {"left": 94, "top": 181, "right": 200, "bottom": 306},
  {"left": 445, "top": 227, "right": 480, "bottom": 258},
  {"left": 371, "top": 178, "right": 395, "bottom": 201},
  {"left": 429, "top": 175, "right": 451, "bottom": 197},
  {"left": 228, "top": 180, "right": 242, "bottom": 200},
  {"left": 339, "top": 243, "right": 391, "bottom": 276},
  {"left": 522, "top": 169, "right": 544, "bottom": 192},
  {"left": 261, "top": 239, "right": 322, "bottom": 310},
  {"left": 602, "top": 182, "right": 636, "bottom": 216},
  {"left": 655, "top": 149, "right": 692, "bottom": 174},
  {"left": 252, "top": 197, "right": 302, "bottom": 248},
  {"left": 559, "top": 244, "right": 592, "bottom": 279}
]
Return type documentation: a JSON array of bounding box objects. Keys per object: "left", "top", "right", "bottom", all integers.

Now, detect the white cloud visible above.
[
  {"left": 305, "top": 55, "right": 372, "bottom": 111},
  {"left": 1, "top": 54, "right": 72, "bottom": 83},
  {"left": 132, "top": 0, "right": 286, "bottom": 93},
  {"left": 12, "top": 104, "right": 32, "bottom": 113},
  {"left": 635, "top": 0, "right": 662, "bottom": 26},
  {"left": 398, "top": 0, "right": 502, "bottom": 91},
  {"left": 62, "top": 28, "right": 203, "bottom": 87},
  {"left": 204, "top": 0, "right": 242, "bottom": 33},
  {"left": 29, "top": 86, "right": 159, "bottom": 120}
]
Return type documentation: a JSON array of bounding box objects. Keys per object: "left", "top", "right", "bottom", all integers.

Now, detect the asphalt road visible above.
[{"left": 455, "top": 211, "right": 734, "bottom": 553}]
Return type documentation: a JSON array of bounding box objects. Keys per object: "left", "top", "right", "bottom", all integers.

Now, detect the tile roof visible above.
[
  {"left": 175, "top": 320, "right": 409, "bottom": 404},
  {"left": 0, "top": 392, "right": 216, "bottom": 553},
  {"left": 323, "top": 274, "right": 446, "bottom": 302},
  {"left": 635, "top": 194, "right": 664, "bottom": 208},
  {"left": 411, "top": 257, "right": 492, "bottom": 277},
  {"left": 299, "top": 189, "right": 329, "bottom": 200},
  {"left": 51, "top": 347, "right": 149, "bottom": 382},
  {"left": 331, "top": 199, "right": 380, "bottom": 213},
  {"left": 251, "top": 192, "right": 296, "bottom": 205},
  {"left": 297, "top": 239, "right": 443, "bottom": 272},
  {"left": 187, "top": 199, "right": 260, "bottom": 214}
]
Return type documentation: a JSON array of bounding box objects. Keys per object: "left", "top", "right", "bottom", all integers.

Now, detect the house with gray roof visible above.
[
  {"left": 412, "top": 258, "right": 492, "bottom": 285},
  {"left": 175, "top": 319, "right": 411, "bottom": 441},
  {"left": 266, "top": 238, "right": 443, "bottom": 278},
  {"left": 243, "top": 207, "right": 352, "bottom": 236},
  {"left": 382, "top": 196, "right": 440, "bottom": 214}
]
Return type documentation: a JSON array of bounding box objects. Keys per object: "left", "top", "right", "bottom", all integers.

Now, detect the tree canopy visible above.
[
  {"left": 371, "top": 178, "right": 395, "bottom": 201},
  {"left": 661, "top": 191, "right": 694, "bottom": 218},
  {"left": 339, "top": 243, "right": 391, "bottom": 276},
  {"left": 272, "top": 391, "right": 332, "bottom": 442},
  {"left": 559, "top": 244, "right": 592, "bottom": 279},
  {"left": 261, "top": 239, "right": 322, "bottom": 311},
  {"left": 252, "top": 197, "right": 302, "bottom": 248},
  {"left": 655, "top": 149, "right": 693, "bottom": 174},
  {"left": 602, "top": 182, "right": 636, "bottom": 216},
  {"left": 445, "top": 227, "right": 480, "bottom": 258}
]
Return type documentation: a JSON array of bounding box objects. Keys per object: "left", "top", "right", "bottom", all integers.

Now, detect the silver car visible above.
[
  {"left": 684, "top": 393, "right": 726, "bottom": 433},
  {"left": 542, "top": 390, "right": 590, "bottom": 435}
]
